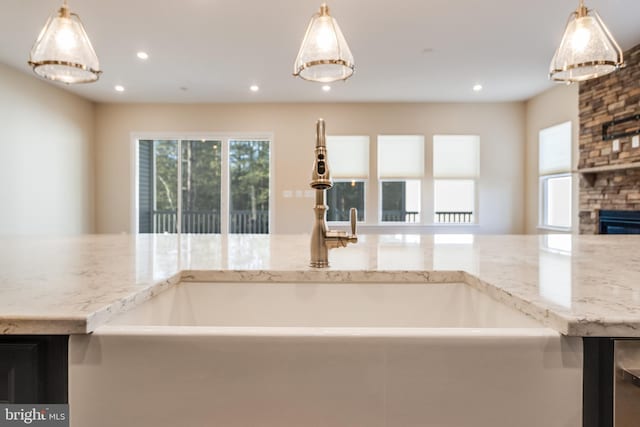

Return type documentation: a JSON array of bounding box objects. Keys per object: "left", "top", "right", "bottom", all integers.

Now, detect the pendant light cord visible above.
[
  {"left": 576, "top": 0, "right": 587, "bottom": 17},
  {"left": 60, "top": 0, "right": 70, "bottom": 18}
]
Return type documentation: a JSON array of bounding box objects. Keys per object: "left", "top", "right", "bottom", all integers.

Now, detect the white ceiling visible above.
[{"left": 1, "top": 0, "right": 639, "bottom": 103}]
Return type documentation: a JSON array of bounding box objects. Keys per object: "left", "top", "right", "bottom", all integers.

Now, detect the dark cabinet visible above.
[
  {"left": 583, "top": 338, "right": 614, "bottom": 427},
  {"left": 582, "top": 337, "right": 640, "bottom": 427},
  {"left": 0, "top": 336, "right": 68, "bottom": 404}
]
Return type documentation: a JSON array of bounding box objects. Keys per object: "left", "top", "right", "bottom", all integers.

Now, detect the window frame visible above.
[
  {"left": 326, "top": 179, "right": 368, "bottom": 224},
  {"left": 538, "top": 172, "right": 573, "bottom": 231},
  {"left": 325, "top": 135, "right": 370, "bottom": 225},
  {"left": 377, "top": 135, "right": 425, "bottom": 225},
  {"left": 432, "top": 135, "right": 480, "bottom": 225},
  {"left": 378, "top": 178, "right": 422, "bottom": 224},
  {"left": 432, "top": 178, "right": 477, "bottom": 225},
  {"left": 131, "top": 132, "right": 274, "bottom": 235},
  {"left": 537, "top": 121, "right": 573, "bottom": 232}
]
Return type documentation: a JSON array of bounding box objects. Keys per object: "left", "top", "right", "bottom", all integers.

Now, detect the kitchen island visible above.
[
  {"left": 1, "top": 233, "right": 639, "bottom": 426},
  {"left": 1, "top": 233, "right": 639, "bottom": 336}
]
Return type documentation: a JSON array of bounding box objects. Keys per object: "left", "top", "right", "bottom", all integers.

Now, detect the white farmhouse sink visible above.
[
  {"left": 107, "top": 281, "right": 543, "bottom": 330},
  {"left": 70, "top": 281, "right": 582, "bottom": 427}
]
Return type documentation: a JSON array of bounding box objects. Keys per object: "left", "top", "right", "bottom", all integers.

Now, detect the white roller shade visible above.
[
  {"left": 434, "top": 179, "right": 475, "bottom": 212},
  {"left": 433, "top": 135, "right": 480, "bottom": 178},
  {"left": 378, "top": 135, "right": 424, "bottom": 179},
  {"left": 326, "top": 136, "right": 369, "bottom": 179},
  {"left": 546, "top": 175, "right": 572, "bottom": 228},
  {"left": 539, "top": 121, "right": 572, "bottom": 175}
]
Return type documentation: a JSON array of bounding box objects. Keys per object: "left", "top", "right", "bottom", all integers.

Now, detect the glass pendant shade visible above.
[
  {"left": 549, "top": 1, "right": 623, "bottom": 83},
  {"left": 293, "top": 4, "right": 354, "bottom": 83},
  {"left": 28, "top": 2, "right": 102, "bottom": 84}
]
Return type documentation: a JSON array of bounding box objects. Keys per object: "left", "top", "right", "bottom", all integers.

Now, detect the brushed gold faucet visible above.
[{"left": 310, "top": 118, "right": 358, "bottom": 268}]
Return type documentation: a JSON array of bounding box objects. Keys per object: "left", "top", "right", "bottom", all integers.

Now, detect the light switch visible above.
[
  {"left": 304, "top": 190, "right": 315, "bottom": 198},
  {"left": 613, "top": 139, "right": 621, "bottom": 152},
  {"left": 632, "top": 135, "right": 640, "bottom": 148},
  {"left": 295, "top": 190, "right": 303, "bottom": 198},
  {"left": 283, "top": 190, "right": 293, "bottom": 198}
]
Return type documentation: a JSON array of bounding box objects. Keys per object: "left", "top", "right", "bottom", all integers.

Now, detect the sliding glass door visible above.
[
  {"left": 137, "top": 137, "right": 270, "bottom": 234},
  {"left": 229, "top": 140, "right": 270, "bottom": 233},
  {"left": 181, "top": 140, "right": 222, "bottom": 233}
]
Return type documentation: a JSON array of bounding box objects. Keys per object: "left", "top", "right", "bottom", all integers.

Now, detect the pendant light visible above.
[
  {"left": 549, "top": 0, "right": 623, "bottom": 83},
  {"left": 28, "top": 0, "right": 102, "bottom": 84},
  {"left": 293, "top": 3, "right": 354, "bottom": 83}
]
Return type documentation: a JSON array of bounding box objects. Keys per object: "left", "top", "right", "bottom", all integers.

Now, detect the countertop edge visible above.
[{"left": 2, "top": 268, "right": 638, "bottom": 337}]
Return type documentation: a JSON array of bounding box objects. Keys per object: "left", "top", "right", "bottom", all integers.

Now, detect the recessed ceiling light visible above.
[
  {"left": 136, "top": 51, "right": 149, "bottom": 60},
  {"left": 250, "top": 85, "right": 259, "bottom": 92},
  {"left": 114, "top": 85, "right": 125, "bottom": 92},
  {"left": 322, "top": 85, "right": 331, "bottom": 92},
  {"left": 473, "top": 84, "right": 483, "bottom": 92}
]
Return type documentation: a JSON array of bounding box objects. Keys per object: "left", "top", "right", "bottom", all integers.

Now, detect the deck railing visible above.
[
  {"left": 229, "top": 210, "right": 269, "bottom": 234},
  {"left": 153, "top": 210, "right": 268, "bottom": 234},
  {"left": 152, "top": 210, "right": 470, "bottom": 231},
  {"left": 435, "top": 211, "right": 474, "bottom": 224},
  {"left": 381, "top": 210, "right": 420, "bottom": 223}
]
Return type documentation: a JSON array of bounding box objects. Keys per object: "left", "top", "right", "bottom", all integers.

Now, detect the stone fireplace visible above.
[{"left": 579, "top": 44, "right": 640, "bottom": 234}]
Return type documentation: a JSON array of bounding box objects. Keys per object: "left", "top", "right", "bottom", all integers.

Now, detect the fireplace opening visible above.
[{"left": 598, "top": 210, "right": 640, "bottom": 234}]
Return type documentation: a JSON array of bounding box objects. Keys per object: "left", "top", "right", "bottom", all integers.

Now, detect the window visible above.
[
  {"left": 326, "top": 136, "right": 368, "bottom": 222},
  {"left": 181, "top": 139, "right": 222, "bottom": 233},
  {"left": 378, "top": 135, "right": 424, "bottom": 223},
  {"left": 327, "top": 181, "right": 365, "bottom": 221},
  {"left": 137, "top": 136, "right": 270, "bottom": 234},
  {"left": 229, "top": 140, "right": 270, "bottom": 233},
  {"left": 539, "top": 122, "right": 572, "bottom": 229},
  {"left": 433, "top": 135, "right": 479, "bottom": 224}
]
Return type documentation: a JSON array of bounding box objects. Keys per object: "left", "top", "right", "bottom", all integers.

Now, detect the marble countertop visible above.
[{"left": 1, "top": 233, "right": 640, "bottom": 336}]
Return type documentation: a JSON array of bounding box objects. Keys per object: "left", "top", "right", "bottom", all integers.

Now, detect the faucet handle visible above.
[{"left": 350, "top": 208, "right": 357, "bottom": 236}]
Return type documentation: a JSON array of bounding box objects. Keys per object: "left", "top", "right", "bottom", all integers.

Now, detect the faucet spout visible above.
[{"left": 309, "top": 119, "right": 358, "bottom": 268}]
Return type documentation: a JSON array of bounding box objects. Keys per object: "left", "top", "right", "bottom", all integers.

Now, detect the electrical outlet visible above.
[
  {"left": 613, "top": 139, "right": 621, "bottom": 152},
  {"left": 633, "top": 135, "right": 640, "bottom": 148}
]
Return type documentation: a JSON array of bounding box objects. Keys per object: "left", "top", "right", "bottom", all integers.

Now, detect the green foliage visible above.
[
  {"left": 181, "top": 140, "right": 222, "bottom": 212},
  {"left": 229, "top": 140, "right": 270, "bottom": 213},
  {"left": 381, "top": 181, "right": 408, "bottom": 221},
  {"left": 382, "top": 181, "right": 406, "bottom": 212},
  {"left": 151, "top": 139, "right": 269, "bottom": 224},
  {"left": 154, "top": 140, "right": 178, "bottom": 211},
  {"left": 327, "top": 181, "right": 365, "bottom": 221}
]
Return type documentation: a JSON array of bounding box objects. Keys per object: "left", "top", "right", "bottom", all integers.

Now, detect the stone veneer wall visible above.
[{"left": 579, "top": 44, "right": 640, "bottom": 234}]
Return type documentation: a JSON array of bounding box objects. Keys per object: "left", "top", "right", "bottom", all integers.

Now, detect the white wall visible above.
[
  {"left": 95, "top": 102, "right": 526, "bottom": 234},
  {"left": 524, "top": 85, "right": 579, "bottom": 234},
  {"left": 0, "top": 63, "right": 95, "bottom": 235},
  {"left": 0, "top": 65, "right": 580, "bottom": 237}
]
